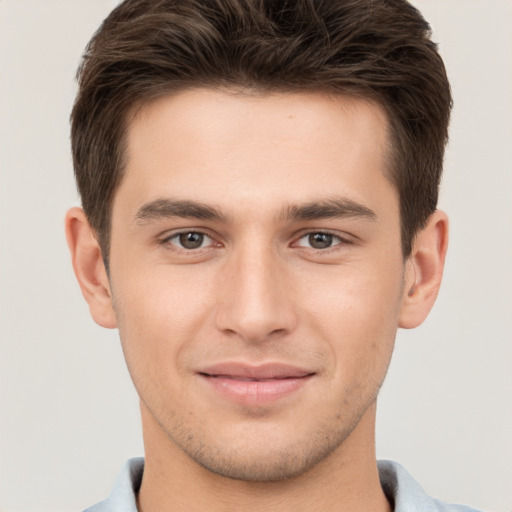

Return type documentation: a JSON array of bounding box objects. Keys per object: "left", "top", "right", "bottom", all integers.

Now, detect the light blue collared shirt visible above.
[{"left": 83, "top": 458, "right": 484, "bottom": 512}]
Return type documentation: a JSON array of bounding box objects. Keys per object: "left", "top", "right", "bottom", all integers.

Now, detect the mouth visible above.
[{"left": 197, "top": 363, "right": 316, "bottom": 405}]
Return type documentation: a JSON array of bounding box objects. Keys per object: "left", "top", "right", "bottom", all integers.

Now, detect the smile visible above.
[{"left": 197, "top": 363, "right": 315, "bottom": 405}]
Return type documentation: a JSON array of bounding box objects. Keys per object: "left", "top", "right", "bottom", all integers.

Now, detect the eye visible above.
[
  {"left": 166, "top": 231, "right": 214, "bottom": 250},
  {"left": 295, "top": 232, "right": 343, "bottom": 250}
]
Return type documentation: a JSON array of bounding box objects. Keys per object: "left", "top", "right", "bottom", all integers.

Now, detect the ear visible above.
[
  {"left": 399, "top": 210, "right": 449, "bottom": 329},
  {"left": 65, "top": 207, "right": 117, "bottom": 329}
]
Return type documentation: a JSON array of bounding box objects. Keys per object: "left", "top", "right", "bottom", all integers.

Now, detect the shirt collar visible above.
[{"left": 85, "top": 457, "right": 479, "bottom": 512}]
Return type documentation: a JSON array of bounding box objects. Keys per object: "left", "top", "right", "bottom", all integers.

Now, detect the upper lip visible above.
[{"left": 198, "top": 362, "right": 315, "bottom": 380}]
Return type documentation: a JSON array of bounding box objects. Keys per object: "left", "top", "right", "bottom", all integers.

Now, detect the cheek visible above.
[
  {"left": 111, "top": 266, "right": 215, "bottom": 378},
  {"left": 297, "top": 257, "right": 403, "bottom": 374}
]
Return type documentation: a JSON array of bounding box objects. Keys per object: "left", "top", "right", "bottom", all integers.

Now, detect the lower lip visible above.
[{"left": 199, "top": 374, "right": 313, "bottom": 405}]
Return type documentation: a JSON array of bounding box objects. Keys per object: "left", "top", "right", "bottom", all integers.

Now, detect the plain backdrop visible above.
[{"left": 1, "top": 1, "right": 511, "bottom": 511}]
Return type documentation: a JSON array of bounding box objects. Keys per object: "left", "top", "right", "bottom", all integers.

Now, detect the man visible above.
[{"left": 65, "top": 1, "right": 480, "bottom": 511}]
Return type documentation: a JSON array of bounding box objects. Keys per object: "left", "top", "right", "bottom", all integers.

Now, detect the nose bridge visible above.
[{"left": 215, "top": 237, "right": 295, "bottom": 342}]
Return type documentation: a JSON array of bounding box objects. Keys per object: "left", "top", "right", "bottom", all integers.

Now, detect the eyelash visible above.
[
  {"left": 160, "top": 229, "right": 352, "bottom": 253},
  {"left": 161, "top": 230, "right": 217, "bottom": 251},
  {"left": 294, "top": 231, "right": 349, "bottom": 251}
]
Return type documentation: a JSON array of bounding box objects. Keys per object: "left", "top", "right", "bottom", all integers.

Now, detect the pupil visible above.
[
  {"left": 180, "top": 232, "right": 203, "bottom": 249},
  {"left": 309, "top": 233, "right": 332, "bottom": 249}
]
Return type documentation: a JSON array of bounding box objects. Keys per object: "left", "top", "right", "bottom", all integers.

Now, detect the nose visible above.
[{"left": 214, "top": 243, "right": 298, "bottom": 343}]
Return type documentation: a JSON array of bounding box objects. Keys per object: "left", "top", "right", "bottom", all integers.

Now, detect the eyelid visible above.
[
  {"left": 291, "top": 230, "right": 355, "bottom": 250},
  {"left": 157, "top": 227, "right": 355, "bottom": 252},
  {"left": 160, "top": 228, "right": 220, "bottom": 250}
]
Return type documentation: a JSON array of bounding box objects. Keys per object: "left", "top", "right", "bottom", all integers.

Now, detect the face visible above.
[{"left": 108, "top": 89, "right": 407, "bottom": 481}]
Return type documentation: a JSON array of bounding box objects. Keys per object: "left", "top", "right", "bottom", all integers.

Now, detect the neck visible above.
[{"left": 136, "top": 402, "right": 391, "bottom": 512}]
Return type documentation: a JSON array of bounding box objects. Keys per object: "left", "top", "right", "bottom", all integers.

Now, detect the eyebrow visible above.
[
  {"left": 135, "top": 198, "right": 228, "bottom": 223},
  {"left": 283, "top": 198, "right": 377, "bottom": 222},
  {"left": 134, "top": 196, "right": 377, "bottom": 225}
]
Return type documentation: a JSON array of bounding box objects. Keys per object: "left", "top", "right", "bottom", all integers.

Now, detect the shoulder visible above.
[
  {"left": 85, "top": 457, "right": 484, "bottom": 512},
  {"left": 82, "top": 457, "right": 144, "bottom": 512},
  {"left": 378, "top": 460, "right": 484, "bottom": 512}
]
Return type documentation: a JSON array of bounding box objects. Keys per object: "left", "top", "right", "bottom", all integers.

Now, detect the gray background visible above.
[{"left": 1, "top": 1, "right": 511, "bottom": 511}]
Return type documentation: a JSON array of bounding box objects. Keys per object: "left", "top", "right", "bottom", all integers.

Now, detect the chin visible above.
[
  {"left": 190, "top": 448, "right": 327, "bottom": 482},
  {"left": 169, "top": 420, "right": 355, "bottom": 482}
]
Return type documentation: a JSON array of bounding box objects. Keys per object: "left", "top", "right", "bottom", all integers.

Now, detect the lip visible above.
[{"left": 197, "top": 362, "right": 315, "bottom": 405}]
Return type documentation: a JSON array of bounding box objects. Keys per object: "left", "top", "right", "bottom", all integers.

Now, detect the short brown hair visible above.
[{"left": 71, "top": 0, "right": 452, "bottom": 261}]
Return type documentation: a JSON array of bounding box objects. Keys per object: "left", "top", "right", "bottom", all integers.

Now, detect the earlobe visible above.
[
  {"left": 399, "top": 210, "right": 449, "bottom": 329},
  {"left": 65, "top": 207, "right": 117, "bottom": 329}
]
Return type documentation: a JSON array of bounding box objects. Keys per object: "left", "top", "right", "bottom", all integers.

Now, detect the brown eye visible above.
[
  {"left": 294, "top": 232, "right": 345, "bottom": 251},
  {"left": 166, "top": 231, "right": 212, "bottom": 250},
  {"left": 308, "top": 233, "right": 334, "bottom": 249},
  {"left": 178, "top": 232, "right": 205, "bottom": 249}
]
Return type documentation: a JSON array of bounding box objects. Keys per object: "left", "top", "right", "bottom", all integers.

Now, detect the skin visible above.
[{"left": 66, "top": 89, "right": 448, "bottom": 512}]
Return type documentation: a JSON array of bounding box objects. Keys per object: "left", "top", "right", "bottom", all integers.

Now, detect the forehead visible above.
[
  {"left": 117, "top": 89, "right": 394, "bottom": 217},
  {"left": 127, "top": 88, "right": 390, "bottom": 156}
]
